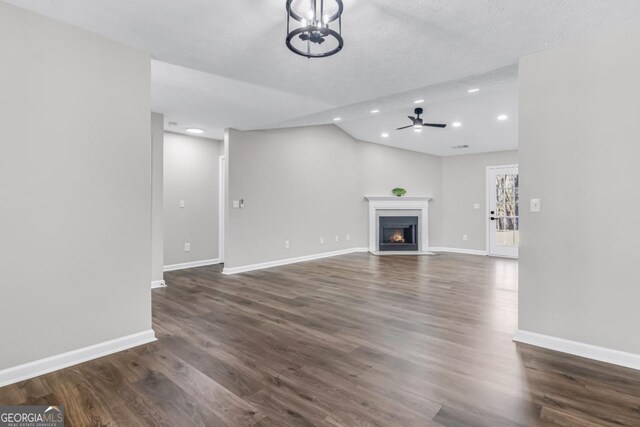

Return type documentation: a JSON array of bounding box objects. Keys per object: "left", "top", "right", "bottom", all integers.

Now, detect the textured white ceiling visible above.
[
  {"left": 269, "top": 65, "right": 519, "bottom": 155},
  {"left": 338, "top": 81, "right": 519, "bottom": 157},
  {"left": 9, "top": 0, "right": 640, "bottom": 104},
  {"left": 151, "top": 61, "right": 335, "bottom": 140},
  {"left": 8, "top": 0, "right": 640, "bottom": 154}
]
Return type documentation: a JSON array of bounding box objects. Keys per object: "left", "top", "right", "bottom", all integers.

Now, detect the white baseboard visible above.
[
  {"left": 514, "top": 329, "right": 640, "bottom": 371},
  {"left": 223, "top": 247, "right": 369, "bottom": 275},
  {"left": 151, "top": 280, "right": 166, "bottom": 289},
  {"left": 0, "top": 329, "right": 156, "bottom": 388},
  {"left": 163, "top": 258, "right": 220, "bottom": 272},
  {"left": 429, "top": 247, "right": 487, "bottom": 256}
]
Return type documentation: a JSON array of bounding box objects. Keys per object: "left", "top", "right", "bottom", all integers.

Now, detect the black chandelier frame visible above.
[{"left": 286, "top": 0, "right": 344, "bottom": 58}]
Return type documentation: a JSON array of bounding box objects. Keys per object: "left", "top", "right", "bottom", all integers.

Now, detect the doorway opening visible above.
[
  {"left": 218, "top": 155, "right": 226, "bottom": 263},
  {"left": 486, "top": 165, "right": 519, "bottom": 258}
]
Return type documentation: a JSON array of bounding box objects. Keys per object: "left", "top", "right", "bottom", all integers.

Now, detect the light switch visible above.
[
  {"left": 473, "top": 203, "right": 480, "bottom": 210},
  {"left": 232, "top": 200, "right": 240, "bottom": 208},
  {"left": 179, "top": 200, "right": 185, "bottom": 208},
  {"left": 530, "top": 198, "right": 541, "bottom": 212}
]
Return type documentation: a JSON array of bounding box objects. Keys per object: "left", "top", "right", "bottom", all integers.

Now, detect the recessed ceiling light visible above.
[
  {"left": 468, "top": 88, "right": 480, "bottom": 93},
  {"left": 497, "top": 114, "right": 508, "bottom": 121},
  {"left": 414, "top": 99, "right": 424, "bottom": 104},
  {"left": 452, "top": 122, "right": 462, "bottom": 128},
  {"left": 381, "top": 133, "right": 389, "bottom": 138},
  {"left": 370, "top": 109, "right": 380, "bottom": 114},
  {"left": 186, "top": 128, "right": 204, "bottom": 134},
  {"left": 333, "top": 117, "right": 342, "bottom": 121}
]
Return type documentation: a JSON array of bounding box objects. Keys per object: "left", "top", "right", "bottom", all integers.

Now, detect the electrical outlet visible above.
[
  {"left": 180, "top": 200, "right": 185, "bottom": 208},
  {"left": 320, "top": 237, "right": 324, "bottom": 245},
  {"left": 184, "top": 243, "right": 191, "bottom": 252},
  {"left": 335, "top": 235, "right": 339, "bottom": 242},
  {"left": 473, "top": 203, "right": 480, "bottom": 210},
  {"left": 285, "top": 240, "right": 290, "bottom": 249},
  {"left": 462, "top": 234, "right": 468, "bottom": 241},
  {"left": 346, "top": 234, "right": 351, "bottom": 241},
  {"left": 232, "top": 200, "right": 240, "bottom": 208},
  {"left": 530, "top": 198, "right": 541, "bottom": 212}
]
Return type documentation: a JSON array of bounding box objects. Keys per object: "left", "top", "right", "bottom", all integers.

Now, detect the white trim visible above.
[
  {"left": 0, "top": 330, "right": 156, "bottom": 388},
  {"left": 163, "top": 258, "right": 221, "bottom": 272},
  {"left": 218, "top": 155, "right": 226, "bottom": 263},
  {"left": 429, "top": 247, "right": 487, "bottom": 256},
  {"left": 151, "top": 280, "right": 166, "bottom": 289},
  {"left": 514, "top": 330, "right": 640, "bottom": 371},
  {"left": 485, "top": 167, "right": 490, "bottom": 254},
  {"left": 365, "top": 197, "right": 432, "bottom": 253},
  {"left": 364, "top": 196, "right": 433, "bottom": 201},
  {"left": 222, "top": 247, "right": 368, "bottom": 275}
]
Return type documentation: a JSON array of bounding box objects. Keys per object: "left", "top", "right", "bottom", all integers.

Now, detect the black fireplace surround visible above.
[{"left": 378, "top": 216, "right": 419, "bottom": 251}]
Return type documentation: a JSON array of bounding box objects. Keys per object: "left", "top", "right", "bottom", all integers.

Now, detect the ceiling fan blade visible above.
[
  {"left": 408, "top": 116, "right": 416, "bottom": 123},
  {"left": 423, "top": 123, "right": 447, "bottom": 128},
  {"left": 396, "top": 125, "right": 413, "bottom": 130}
]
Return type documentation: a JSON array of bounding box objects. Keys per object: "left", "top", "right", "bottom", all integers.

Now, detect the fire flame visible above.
[{"left": 388, "top": 230, "right": 405, "bottom": 243}]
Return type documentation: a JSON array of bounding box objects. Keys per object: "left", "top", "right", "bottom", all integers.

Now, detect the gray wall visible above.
[
  {"left": 441, "top": 150, "right": 518, "bottom": 250},
  {"left": 151, "top": 113, "right": 164, "bottom": 282},
  {"left": 164, "top": 132, "right": 222, "bottom": 266},
  {"left": 225, "top": 125, "right": 442, "bottom": 269},
  {"left": 519, "top": 29, "right": 640, "bottom": 353},
  {"left": 0, "top": 3, "right": 152, "bottom": 369}
]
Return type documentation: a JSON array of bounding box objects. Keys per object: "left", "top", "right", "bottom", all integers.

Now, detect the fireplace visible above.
[
  {"left": 379, "top": 216, "right": 419, "bottom": 251},
  {"left": 366, "top": 196, "right": 431, "bottom": 254}
]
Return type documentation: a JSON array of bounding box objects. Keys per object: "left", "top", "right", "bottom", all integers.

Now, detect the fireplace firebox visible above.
[{"left": 378, "top": 216, "right": 419, "bottom": 251}]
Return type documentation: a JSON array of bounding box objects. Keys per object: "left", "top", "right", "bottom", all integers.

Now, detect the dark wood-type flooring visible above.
[{"left": 2, "top": 253, "right": 640, "bottom": 426}]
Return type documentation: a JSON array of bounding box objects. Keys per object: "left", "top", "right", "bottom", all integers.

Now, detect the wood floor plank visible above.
[
  {"left": 150, "top": 347, "right": 265, "bottom": 426},
  {"left": 2, "top": 253, "right": 640, "bottom": 426}
]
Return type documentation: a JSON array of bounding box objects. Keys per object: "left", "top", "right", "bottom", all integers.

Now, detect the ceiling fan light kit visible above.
[
  {"left": 286, "top": 0, "right": 344, "bottom": 58},
  {"left": 396, "top": 107, "right": 447, "bottom": 132}
]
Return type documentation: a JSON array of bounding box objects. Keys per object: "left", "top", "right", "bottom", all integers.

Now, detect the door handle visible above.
[{"left": 490, "top": 217, "right": 496, "bottom": 220}]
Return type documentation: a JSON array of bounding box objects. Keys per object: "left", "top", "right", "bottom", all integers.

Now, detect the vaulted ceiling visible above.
[{"left": 8, "top": 0, "right": 640, "bottom": 155}]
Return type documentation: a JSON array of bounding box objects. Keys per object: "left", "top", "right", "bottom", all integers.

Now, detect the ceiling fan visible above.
[{"left": 397, "top": 108, "right": 447, "bottom": 131}]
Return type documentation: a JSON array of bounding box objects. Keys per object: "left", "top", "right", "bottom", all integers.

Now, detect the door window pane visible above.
[{"left": 494, "top": 174, "right": 519, "bottom": 247}]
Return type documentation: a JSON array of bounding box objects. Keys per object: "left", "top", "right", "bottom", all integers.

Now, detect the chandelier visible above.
[{"left": 286, "top": 0, "right": 344, "bottom": 58}]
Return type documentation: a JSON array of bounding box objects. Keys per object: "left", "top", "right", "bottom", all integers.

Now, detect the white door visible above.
[{"left": 487, "top": 165, "right": 519, "bottom": 258}]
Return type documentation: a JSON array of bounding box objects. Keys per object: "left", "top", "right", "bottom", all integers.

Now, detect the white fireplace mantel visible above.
[
  {"left": 364, "top": 196, "right": 433, "bottom": 202},
  {"left": 365, "top": 196, "right": 433, "bottom": 253}
]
